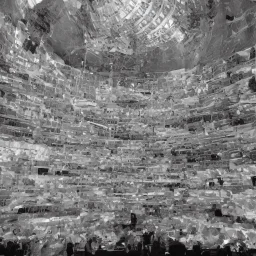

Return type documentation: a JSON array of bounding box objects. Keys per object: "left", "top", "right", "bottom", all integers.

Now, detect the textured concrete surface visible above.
[{"left": 1, "top": 0, "right": 256, "bottom": 72}]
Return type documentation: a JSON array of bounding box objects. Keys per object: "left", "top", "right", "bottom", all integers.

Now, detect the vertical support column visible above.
[
  {"left": 255, "top": 44, "right": 256, "bottom": 75},
  {"left": 75, "top": 71, "right": 80, "bottom": 97},
  {"left": 0, "top": 165, "right": 2, "bottom": 186}
]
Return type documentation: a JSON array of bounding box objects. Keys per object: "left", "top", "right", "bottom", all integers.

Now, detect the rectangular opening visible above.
[
  {"left": 38, "top": 168, "right": 49, "bottom": 175},
  {"left": 62, "top": 170, "right": 69, "bottom": 176}
]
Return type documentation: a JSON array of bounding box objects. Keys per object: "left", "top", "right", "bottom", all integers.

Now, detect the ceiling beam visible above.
[
  {"left": 148, "top": 0, "right": 177, "bottom": 36},
  {"left": 119, "top": 0, "right": 133, "bottom": 20},
  {"left": 134, "top": 1, "right": 154, "bottom": 27},
  {"left": 136, "top": 0, "right": 165, "bottom": 36},
  {"left": 124, "top": 0, "right": 143, "bottom": 20}
]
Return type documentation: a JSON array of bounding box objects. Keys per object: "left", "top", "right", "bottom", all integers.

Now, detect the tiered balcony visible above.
[
  {"left": 136, "top": 0, "right": 166, "bottom": 36},
  {"left": 94, "top": 0, "right": 185, "bottom": 51}
]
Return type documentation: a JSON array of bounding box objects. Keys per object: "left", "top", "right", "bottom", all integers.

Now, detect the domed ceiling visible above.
[{"left": 1, "top": 0, "right": 256, "bottom": 75}]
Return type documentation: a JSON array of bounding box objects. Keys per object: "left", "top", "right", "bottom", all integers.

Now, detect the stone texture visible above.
[{"left": 1, "top": 0, "right": 256, "bottom": 72}]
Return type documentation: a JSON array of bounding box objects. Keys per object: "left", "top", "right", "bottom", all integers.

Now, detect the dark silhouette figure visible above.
[
  {"left": 202, "top": 250, "right": 211, "bottom": 256},
  {"left": 217, "top": 246, "right": 232, "bottom": 256},
  {"left": 192, "top": 244, "right": 201, "bottom": 256},
  {"left": 95, "top": 245, "right": 106, "bottom": 256},
  {"left": 127, "top": 244, "right": 138, "bottom": 256},
  {"left": 238, "top": 245, "right": 249, "bottom": 256},
  {"left": 84, "top": 239, "right": 93, "bottom": 256},
  {"left": 137, "top": 242, "right": 142, "bottom": 256},
  {"left": 250, "top": 47, "right": 256, "bottom": 60},
  {"left": 66, "top": 242, "right": 74, "bottom": 256},
  {"left": 143, "top": 232, "right": 154, "bottom": 246},
  {"left": 169, "top": 240, "right": 186, "bottom": 256},
  {"left": 0, "top": 238, "right": 6, "bottom": 256},
  {"left": 248, "top": 76, "right": 256, "bottom": 92},
  {"left": 115, "top": 237, "right": 126, "bottom": 250},
  {"left": 141, "top": 245, "right": 150, "bottom": 256},
  {"left": 5, "top": 241, "right": 18, "bottom": 256},
  {"left": 225, "top": 246, "right": 232, "bottom": 256},
  {"left": 159, "top": 242, "right": 166, "bottom": 256},
  {"left": 151, "top": 241, "right": 160, "bottom": 256}
]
